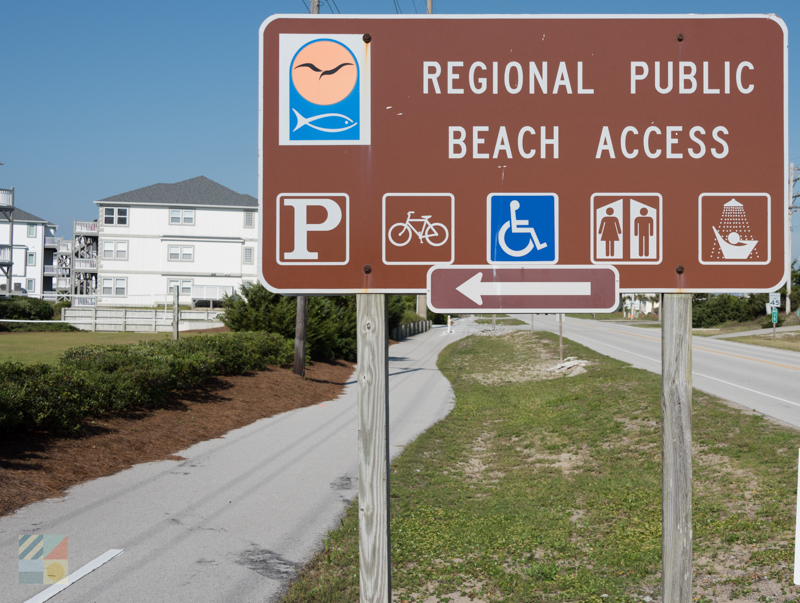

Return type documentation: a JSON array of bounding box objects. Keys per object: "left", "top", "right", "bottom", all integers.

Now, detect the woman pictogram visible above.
[{"left": 598, "top": 207, "right": 622, "bottom": 257}]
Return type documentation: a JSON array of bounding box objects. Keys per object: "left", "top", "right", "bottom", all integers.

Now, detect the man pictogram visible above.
[{"left": 634, "top": 208, "right": 654, "bottom": 257}]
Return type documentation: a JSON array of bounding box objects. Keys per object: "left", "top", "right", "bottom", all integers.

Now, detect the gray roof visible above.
[
  {"left": 0, "top": 207, "right": 53, "bottom": 224},
  {"left": 97, "top": 176, "right": 257, "bottom": 208}
]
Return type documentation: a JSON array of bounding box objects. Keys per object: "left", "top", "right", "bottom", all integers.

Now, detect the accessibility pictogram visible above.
[
  {"left": 591, "top": 194, "right": 661, "bottom": 264},
  {"left": 699, "top": 193, "right": 770, "bottom": 265},
  {"left": 487, "top": 194, "right": 557, "bottom": 264}
]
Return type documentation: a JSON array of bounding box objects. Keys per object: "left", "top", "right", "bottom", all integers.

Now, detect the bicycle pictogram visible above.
[
  {"left": 388, "top": 211, "right": 449, "bottom": 247},
  {"left": 497, "top": 200, "right": 548, "bottom": 256}
]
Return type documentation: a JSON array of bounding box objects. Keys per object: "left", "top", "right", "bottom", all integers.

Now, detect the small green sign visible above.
[{"left": 772, "top": 309, "right": 778, "bottom": 323}]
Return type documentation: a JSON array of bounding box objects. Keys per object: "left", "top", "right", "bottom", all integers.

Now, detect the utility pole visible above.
[
  {"left": 788, "top": 163, "right": 797, "bottom": 316},
  {"left": 292, "top": 0, "right": 320, "bottom": 378}
]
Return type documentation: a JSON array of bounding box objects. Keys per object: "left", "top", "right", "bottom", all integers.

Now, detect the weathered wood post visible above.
[
  {"left": 294, "top": 295, "right": 308, "bottom": 377},
  {"left": 173, "top": 290, "right": 179, "bottom": 341},
  {"left": 357, "top": 293, "right": 391, "bottom": 603},
  {"left": 558, "top": 313, "right": 563, "bottom": 361},
  {"left": 661, "top": 293, "right": 693, "bottom": 603}
]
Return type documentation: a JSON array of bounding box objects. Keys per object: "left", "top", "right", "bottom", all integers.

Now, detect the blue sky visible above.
[{"left": 1, "top": 0, "right": 798, "bottom": 265}]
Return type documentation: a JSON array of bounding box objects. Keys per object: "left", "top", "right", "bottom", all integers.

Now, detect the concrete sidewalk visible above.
[{"left": 2, "top": 322, "right": 478, "bottom": 603}]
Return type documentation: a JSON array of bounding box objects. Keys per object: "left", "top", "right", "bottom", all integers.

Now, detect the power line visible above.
[{"left": 329, "top": 0, "right": 341, "bottom": 14}]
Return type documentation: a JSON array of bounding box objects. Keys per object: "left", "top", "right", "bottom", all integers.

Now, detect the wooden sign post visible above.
[
  {"left": 661, "top": 293, "right": 693, "bottom": 602},
  {"left": 357, "top": 294, "right": 391, "bottom": 603}
]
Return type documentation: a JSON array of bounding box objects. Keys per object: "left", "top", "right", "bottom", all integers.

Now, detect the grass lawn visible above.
[
  {"left": 727, "top": 331, "right": 800, "bottom": 353},
  {"left": 0, "top": 331, "right": 202, "bottom": 365},
  {"left": 568, "top": 312, "right": 657, "bottom": 321},
  {"left": 283, "top": 331, "right": 800, "bottom": 603},
  {"left": 475, "top": 318, "right": 528, "bottom": 326}
]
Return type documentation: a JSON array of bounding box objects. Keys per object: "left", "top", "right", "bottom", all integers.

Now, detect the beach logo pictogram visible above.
[
  {"left": 699, "top": 193, "right": 770, "bottom": 265},
  {"left": 279, "top": 34, "right": 370, "bottom": 145}
]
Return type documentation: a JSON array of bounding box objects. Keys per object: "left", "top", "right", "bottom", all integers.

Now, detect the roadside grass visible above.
[
  {"left": 475, "top": 319, "right": 528, "bottom": 326},
  {"left": 691, "top": 318, "right": 767, "bottom": 338},
  {"left": 568, "top": 312, "right": 656, "bottom": 322},
  {"left": 726, "top": 331, "right": 800, "bottom": 353},
  {"left": 474, "top": 314, "right": 510, "bottom": 318},
  {"left": 282, "top": 330, "right": 800, "bottom": 603},
  {"left": 0, "top": 331, "right": 210, "bottom": 365}
]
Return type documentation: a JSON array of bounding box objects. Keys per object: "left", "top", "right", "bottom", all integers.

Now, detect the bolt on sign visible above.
[{"left": 259, "top": 14, "right": 788, "bottom": 294}]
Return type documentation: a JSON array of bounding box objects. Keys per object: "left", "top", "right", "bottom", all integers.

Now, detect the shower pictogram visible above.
[{"left": 699, "top": 193, "right": 770, "bottom": 265}]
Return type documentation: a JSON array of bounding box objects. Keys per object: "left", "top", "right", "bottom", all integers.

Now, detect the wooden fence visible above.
[{"left": 63, "top": 307, "right": 225, "bottom": 332}]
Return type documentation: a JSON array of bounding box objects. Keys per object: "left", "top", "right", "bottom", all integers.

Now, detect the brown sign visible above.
[
  {"left": 259, "top": 15, "right": 788, "bottom": 294},
  {"left": 427, "top": 265, "right": 619, "bottom": 313}
]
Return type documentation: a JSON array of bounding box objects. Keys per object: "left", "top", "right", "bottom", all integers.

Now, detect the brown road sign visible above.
[
  {"left": 427, "top": 265, "right": 619, "bottom": 313},
  {"left": 259, "top": 14, "right": 788, "bottom": 294}
]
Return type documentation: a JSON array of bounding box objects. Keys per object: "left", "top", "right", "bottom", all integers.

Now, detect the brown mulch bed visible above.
[{"left": 0, "top": 360, "right": 355, "bottom": 518}]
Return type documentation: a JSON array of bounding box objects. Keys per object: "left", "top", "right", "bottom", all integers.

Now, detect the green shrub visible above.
[
  {"left": 0, "top": 331, "right": 295, "bottom": 433},
  {"left": 0, "top": 322, "right": 77, "bottom": 332},
  {"left": 0, "top": 297, "right": 55, "bottom": 321}
]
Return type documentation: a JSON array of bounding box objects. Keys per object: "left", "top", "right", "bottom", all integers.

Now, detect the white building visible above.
[
  {"left": 89, "top": 176, "right": 258, "bottom": 307},
  {"left": 0, "top": 206, "right": 59, "bottom": 299}
]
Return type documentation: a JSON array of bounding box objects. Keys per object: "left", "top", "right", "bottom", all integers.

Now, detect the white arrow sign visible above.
[{"left": 455, "top": 272, "right": 591, "bottom": 305}]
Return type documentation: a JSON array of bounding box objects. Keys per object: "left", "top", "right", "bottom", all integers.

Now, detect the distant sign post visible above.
[{"left": 260, "top": 14, "right": 788, "bottom": 603}]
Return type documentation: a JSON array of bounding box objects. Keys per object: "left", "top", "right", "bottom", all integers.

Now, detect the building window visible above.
[
  {"left": 168, "top": 279, "right": 193, "bottom": 295},
  {"left": 103, "top": 241, "right": 128, "bottom": 259},
  {"left": 244, "top": 211, "right": 254, "bottom": 228},
  {"left": 27, "top": 224, "right": 36, "bottom": 237},
  {"left": 27, "top": 252, "right": 35, "bottom": 266},
  {"left": 104, "top": 207, "right": 128, "bottom": 226},
  {"left": 168, "top": 245, "right": 194, "bottom": 262},
  {"left": 102, "top": 277, "right": 127, "bottom": 296},
  {"left": 170, "top": 209, "right": 194, "bottom": 225},
  {"left": 26, "top": 279, "right": 34, "bottom": 292},
  {"left": 243, "top": 247, "right": 254, "bottom": 264}
]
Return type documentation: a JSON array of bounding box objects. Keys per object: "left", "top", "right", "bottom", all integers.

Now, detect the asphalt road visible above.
[
  {"left": 2, "top": 322, "right": 479, "bottom": 603},
  {"left": 514, "top": 314, "right": 800, "bottom": 429}
]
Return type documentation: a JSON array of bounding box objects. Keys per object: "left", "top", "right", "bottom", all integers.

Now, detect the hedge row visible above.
[{"left": 0, "top": 331, "right": 295, "bottom": 433}]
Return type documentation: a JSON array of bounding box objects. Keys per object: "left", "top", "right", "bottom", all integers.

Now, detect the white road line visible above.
[
  {"left": 692, "top": 372, "right": 800, "bottom": 408},
  {"left": 562, "top": 332, "right": 800, "bottom": 407},
  {"left": 24, "top": 549, "right": 124, "bottom": 603}
]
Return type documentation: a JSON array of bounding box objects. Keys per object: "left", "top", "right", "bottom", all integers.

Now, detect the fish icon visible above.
[{"left": 292, "top": 109, "right": 358, "bottom": 133}]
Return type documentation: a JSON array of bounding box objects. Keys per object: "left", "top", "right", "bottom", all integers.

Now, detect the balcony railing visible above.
[
  {"left": 0, "top": 245, "right": 10, "bottom": 264},
  {"left": 0, "top": 189, "right": 13, "bottom": 207},
  {"left": 56, "top": 278, "right": 70, "bottom": 289},
  {"left": 74, "top": 259, "right": 98, "bottom": 270},
  {"left": 45, "top": 237, "right": 59, "bottom": 247},
  {"left": 74, "top": 221, "right": 98, "bottom": 234},
  {"left": 58, "top": 240, "right": 72, "bottom": 253},
  {"left": 73, "top": 296, "right": 96, "bottom": 307},
  {"left": 191, "top": 285, "right": 234, "bottom": 301},
  {"left": 43, "top": 265, "right": 57, "bottom": 276}
]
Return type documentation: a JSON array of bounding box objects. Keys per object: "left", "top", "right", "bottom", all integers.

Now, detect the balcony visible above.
[
  {"left": 43, "top": 265, "right": 57, "bottom": 276},
  {"left": 0, "top": 189, "right": 13, "bottom": 208},
  {"left": 45, "top": 237, "right": 59, "bottom": 248},
  {"left": 74, "top": 258, "right": 98, "bottom": 271},
  {"left": 74, "top": 221, "right": 99, "bottom": 234},
  {"left": 0, "top": 244, "right": 10, "bottom": 265},
  {"left": 192, "top": 285, "right": 234, "bottom": 301},
  {"left": 58, "top": 240, "right": 72, "bottom": 253},
  {"left": 56, "top": 277, "right": 70, "bottom": 290}
]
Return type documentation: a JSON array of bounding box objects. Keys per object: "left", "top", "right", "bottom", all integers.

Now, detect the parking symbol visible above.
[{"left": 487, "top": 193, "right": 558, "bottom": 264}]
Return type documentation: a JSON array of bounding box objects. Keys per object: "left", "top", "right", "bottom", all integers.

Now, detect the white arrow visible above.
[{"left": 455, "top": 272, "right": 592, "bottom": 305}]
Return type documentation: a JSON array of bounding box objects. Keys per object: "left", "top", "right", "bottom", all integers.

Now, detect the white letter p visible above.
[{"left": 283, "top": 198, "right": 342, "bottom": 260}]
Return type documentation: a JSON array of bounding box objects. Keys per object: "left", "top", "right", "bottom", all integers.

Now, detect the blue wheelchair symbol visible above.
[{"left": 488, "top": 194, "right": 558, "bottom": 263}]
